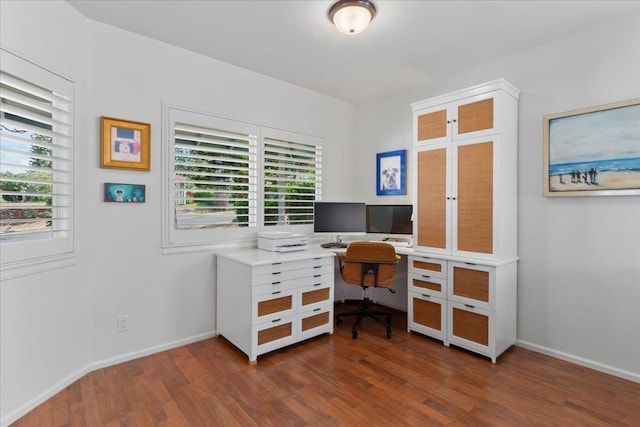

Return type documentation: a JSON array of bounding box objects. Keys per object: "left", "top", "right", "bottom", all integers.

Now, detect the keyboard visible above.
[{"left": 320, "top": 242, "right": 348, "bottom": 249}]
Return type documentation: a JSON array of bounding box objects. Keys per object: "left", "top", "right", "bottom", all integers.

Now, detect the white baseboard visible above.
[
  {"left": 517, "top": 339, "right": 640, "bottom": 384},
  {"left": 1, "top": 331, "right": 216, "bottom": 427}
]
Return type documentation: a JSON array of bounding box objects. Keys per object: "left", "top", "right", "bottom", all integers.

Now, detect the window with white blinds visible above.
[
  {"left": 163, "top": 106, "right": 322, "bottom": 250},
  {"left": 0, "top": 49, "right": 74, "bottom": 266},
  {"left": 263, "top": 128, "right": 321, "bottom": 227}
]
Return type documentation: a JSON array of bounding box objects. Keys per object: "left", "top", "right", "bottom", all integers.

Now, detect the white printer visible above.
[{"left": 258, "top": 231, "right": 308, "bottom": 252}]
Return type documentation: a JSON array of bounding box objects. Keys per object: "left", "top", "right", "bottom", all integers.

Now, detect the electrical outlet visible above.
[{"left": 118, "top": 315, "right": 128, "bottom": 332}]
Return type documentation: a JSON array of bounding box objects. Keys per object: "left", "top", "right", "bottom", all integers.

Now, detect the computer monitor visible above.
[
  {"left": 366, "top": 204, "right": 413, "bottom": 235},
  {"left": 313, "top": 201, "right": 366, "bottom": 247}
]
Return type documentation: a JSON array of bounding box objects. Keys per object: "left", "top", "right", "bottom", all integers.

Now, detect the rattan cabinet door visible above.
[
  {"left": 416, "top": 145, "right": 450, "bottom": 253},
  {"left": 453, "top": 139, "right": 495, "bottom": 256}
]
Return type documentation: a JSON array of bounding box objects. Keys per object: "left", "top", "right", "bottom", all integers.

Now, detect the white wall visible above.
[
  {"left": 2, "top": 1, "right": 639, "bottom": 425},
  {"left": 0, "top": 1, "right": 357, "bottom": 424},
  {"left": 355, "top": 11, "right": 640, "bottom": 379}
]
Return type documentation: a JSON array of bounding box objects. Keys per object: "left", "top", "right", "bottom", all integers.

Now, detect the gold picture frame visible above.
[
  {"left": 543, "top": 98, "right": 640, "bottom": 197},
  {"left": 100, "top": 116, "right": 150, "bottom": 171}
]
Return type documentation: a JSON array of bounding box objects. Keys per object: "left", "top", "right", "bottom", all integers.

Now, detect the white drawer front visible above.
[
  {"left": 297, "top": 305, "right": 332, "bottom": 341},
  {"left": 447, "top": 262, "right": 495, "bottom": 310},
  {"left": 298, "top": 282, "right": 334, "bottom": 314},
  {"left": 253, "top": 314, "right": 297, "bottom": 356},
  {"left": 252, "top": 289, "right": 297, "bottom": 324},
  {"left": 408, "top": 256, "right": 447, "bottom": 279},
  {"left": 408, "top": 292, "right": 446, "bottom": 341},
  {"left": 253, "top": 266, "right": 315, "bottom": 287},
  {"left": 253, "top": 276, "right": 311, "bottom": 297},
  {"left": 447, "top": 301, "right": 495, "bottom": 357},
  {"left": 252, "top": 259, "right": 312, "bottom": 277},
  {"left": 408, "top": 273, "right": 446, "bottom": 298}
]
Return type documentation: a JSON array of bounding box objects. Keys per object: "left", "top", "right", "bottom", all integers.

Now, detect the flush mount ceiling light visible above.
[{"left": 328, "top": 0, "right": 377, "bottom": 35}]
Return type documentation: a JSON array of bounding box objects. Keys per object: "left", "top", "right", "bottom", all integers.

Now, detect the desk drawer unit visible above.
[
  {"left": 217, "top": 251, "right": 335, "bottom": 363},
  {"left": 407, "top": 255, "right": 448, "bottom": 343},
  {"left": 407, "top": 256, "right": 517, "bottom": 363}
]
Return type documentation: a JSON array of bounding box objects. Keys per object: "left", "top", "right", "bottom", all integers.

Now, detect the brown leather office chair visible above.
[{"left": 336, "top": 242, "right": 400, "bottom": 339}]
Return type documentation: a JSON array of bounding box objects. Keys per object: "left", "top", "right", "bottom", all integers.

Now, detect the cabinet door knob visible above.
[{"left": 452, "top": 119, "right": 457, "bottom": 123}]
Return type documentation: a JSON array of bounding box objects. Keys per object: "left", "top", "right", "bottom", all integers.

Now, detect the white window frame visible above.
[
  {"left": 0, "top": 48, "right": 75, "bottom": 275},
  {"left": 261, "top": 126, "right": 322, "bottom": 234},
  {"left": 162, "top": 104, "right": 322, "bottom": 253}
]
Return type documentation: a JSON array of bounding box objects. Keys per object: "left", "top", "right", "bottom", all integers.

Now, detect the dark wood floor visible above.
[{"left": 12, "top": 302, "right": 640, "bottom": 426}]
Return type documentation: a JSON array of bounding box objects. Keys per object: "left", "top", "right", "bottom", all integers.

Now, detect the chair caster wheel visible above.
[
  {"left": 352, "top": 328, "right": 358, "bottom": 339},
  {"left": 336, "top": 317, "right": 343, "bottom": 326}
]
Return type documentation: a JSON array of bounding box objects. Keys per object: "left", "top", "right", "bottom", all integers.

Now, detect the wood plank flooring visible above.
[{"left": 11, "top": 302, "right": 640, "bottom": 426}]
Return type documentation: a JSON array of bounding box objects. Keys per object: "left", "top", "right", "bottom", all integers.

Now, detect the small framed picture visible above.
[
  {"left": 100, "top": 116, "right": 150, "bottom": 171},
  {"left": 104, "top": 183, "right": 146, "bottom": 203},
  {"left": 377, "top": 149, "right": 407, "bottom": 196},
  {"left": 543, "top": 98, "right": 640, "bottom": 197}
]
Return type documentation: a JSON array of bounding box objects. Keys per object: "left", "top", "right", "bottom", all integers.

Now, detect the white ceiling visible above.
[{"left": 67, "top": 0, "right": 639, "bottom": 104}]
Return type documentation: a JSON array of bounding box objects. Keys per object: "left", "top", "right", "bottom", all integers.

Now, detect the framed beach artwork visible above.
[
  {"left": 100, "top": 116, "right": 151, "bottom": 171},
  {"left": 377, "top": 149, "right": 407, "bottom": 196},
  {"left": 543, "top": 99, "right": 640, "bottom": 197}
]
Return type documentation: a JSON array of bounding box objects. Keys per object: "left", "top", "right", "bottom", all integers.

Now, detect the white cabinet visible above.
[
  {"left": 217, "top": 249, "right": 334, "bottom": 363},
  {"left": 412, "top": 79, "right": 519, "bottom": 261},
  {"left": 409, "top": 79, "right": 519, "bottom": 362},
  {"left": 407, "top": 256, "right": 517, "bottom": 363}
]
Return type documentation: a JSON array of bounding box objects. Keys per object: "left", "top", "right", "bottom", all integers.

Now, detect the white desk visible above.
[{"left": 217, "top": 243, "right": 517, "bottom": 363}]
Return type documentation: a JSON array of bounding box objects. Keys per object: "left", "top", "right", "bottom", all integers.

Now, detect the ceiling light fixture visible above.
[{"left": 328, "top": 0, "right": 377, "bottom": 35}]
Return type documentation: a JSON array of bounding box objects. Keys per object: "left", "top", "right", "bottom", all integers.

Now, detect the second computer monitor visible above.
[{"left": 366, "top": 204, "right": 413, "bottom": 235}]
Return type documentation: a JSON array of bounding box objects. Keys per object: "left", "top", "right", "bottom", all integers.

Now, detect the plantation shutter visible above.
[
  {"left": 0, "top": 57, "right": 73, "bottom": 247},
  {"left": 263, "top": 131, "right": 322, "bottom": 227},
  {"left": 172, "top": 121, "right": 258, "bottom": 231}
]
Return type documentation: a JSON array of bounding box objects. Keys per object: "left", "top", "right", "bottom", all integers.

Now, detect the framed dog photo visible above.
[
  {"left": 104, "top": 183, "right": 146, "bottom": 203},
  {"left": 377, "top": 149, "right": 407, "bottom": 196},
  {"left": 100, "top": 116, "right": 150, "bottom": 171}
]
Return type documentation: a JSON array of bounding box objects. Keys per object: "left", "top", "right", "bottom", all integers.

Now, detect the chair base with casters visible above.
[
  {"left": 335, "top": 242, "right": 400, "bottom": 339},
  {"left": 336, "top": 286, "right": 395, "bottom": 339}
]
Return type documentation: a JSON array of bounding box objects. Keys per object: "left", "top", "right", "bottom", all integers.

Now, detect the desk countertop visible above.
[
  {"left": 215, "top": 246, "right": 335, "bottom": 266},
  {"left": 215, "top": 244, "right": 517, "bottom": 267}
]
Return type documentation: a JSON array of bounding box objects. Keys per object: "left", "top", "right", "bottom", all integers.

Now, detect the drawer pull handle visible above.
[
  {"left": 314, "top": 265, "right": 322, "bottom": 269},
  {"left": 313, "top": 283, "right": 322, "bottom": 287},
  {"left": 465, "top": 262, "right": 477, "bottom": 266},
  {"left": 272, "top": 262, "right": 282, "bottom": 265},
  {"left": 421, "top": 294, "right": 430, "bottom": 298},
  {"left": 313, "top": 308, "right": 321, "bottom": 312},
  {"left": 272, "top": 318, "right": 281, "bottom": 323},
  {"left": 271, "top": 282, "right": 281, "bottom": 285},
  {"left": 464, "top": 304, "right": 475, "bottom": 308},
  {"left": 421, "top": 275, "right": 431, "bottom": 279},
  {"left": 272, "top": 291, "right": 281, "bottom": 295},
  {"left": 313, "top": 275, "right": 322, "bottom": 279},
  {"left": 313, "top": 257, "right": 322, "bottom": 260},
  {"left": 272, "top": 272, "right": 281, "bottom": 275}
]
